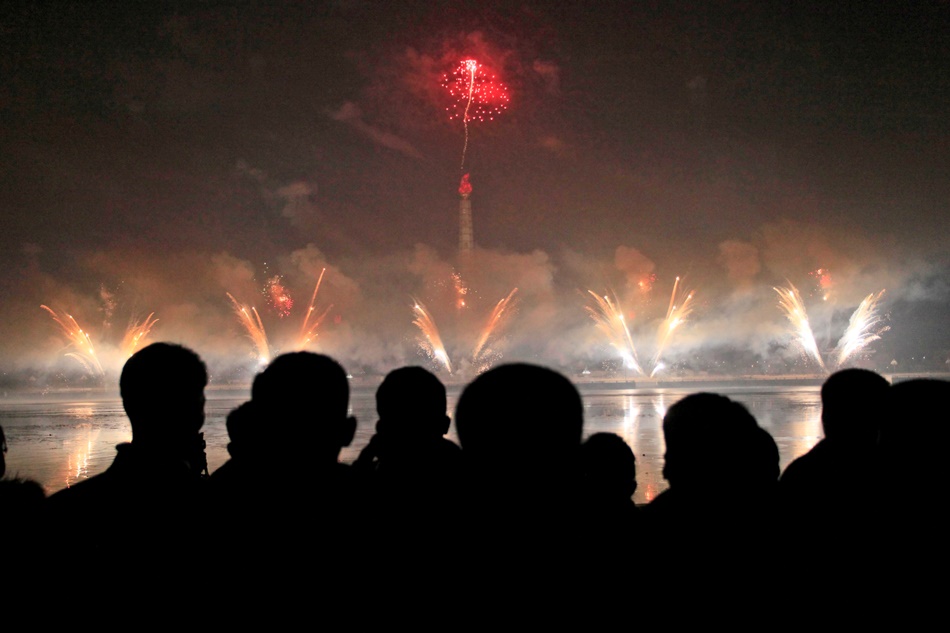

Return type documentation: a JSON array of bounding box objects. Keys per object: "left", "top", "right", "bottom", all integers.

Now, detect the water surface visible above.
[{"left": 1, "top": 385, "right": 823, "bottom": 505}]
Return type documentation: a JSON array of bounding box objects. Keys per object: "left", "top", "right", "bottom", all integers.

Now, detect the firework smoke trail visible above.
[
  {"left": 40, "top": 305, "right": 105, "bottom": 376},
  {"left": 121, "top": 313, "right": 158, "bottom": 358},
  {"left": 585, "top": 291, "right": 644, "bottom": 375},
  {"left": 832, "top": 290, "right": 889, "bottom": 369},
  {"left": 99, "top": 284, "right": 117, "bottom": 328},
  {"left": 296, "top": 268, "right": 334, "bottom": 349},
  {"left": 773, "top": 283, "right": 827, "bottom": 372},
  {"left": 472, "top": 288, "right": 518, "bottom": 363},
  {"left": 411, "top": 299, "right": 452, "bottom": 374},
  {"left": 442, "top": 59, "right": 509, "bottom": 173},
  {"left": 226, "top": 293, "right": 270, "bottom": 364},
  {"left": 651, "top": 278, "right": 696, "bottom": 375}
]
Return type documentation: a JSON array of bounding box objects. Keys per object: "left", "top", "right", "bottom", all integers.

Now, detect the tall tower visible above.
[{"left": 458, "top": 173, "right": 474, "bottom": 256}]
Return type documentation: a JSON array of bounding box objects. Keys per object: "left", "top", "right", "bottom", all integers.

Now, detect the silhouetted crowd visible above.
[{"left": 2, "top": 342, "right": 947, "bottom": 620}]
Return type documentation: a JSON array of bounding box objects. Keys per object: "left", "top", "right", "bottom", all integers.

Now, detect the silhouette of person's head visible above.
[
  {"left": 224, "top": 400, "right": 258, "bottom": 460},
  {"left": 880, "top": 378, "right": 950, "bottom": 483},
  {"left": 661, "top": 392, "right": 778, "bottom": 493},
  {"left": 820, "top": 368, "right": 890, "bottom": 444},
  {"left": 581, "top": 432, "right": 637, "bottom": 500},
  {"left": 119, "top": 342, "right": 208, "bottom": 448},
  {"left": 251, "top": 351, "right": 356, "bottom": 461},
  {"left": 375, "top": 366, "right": 450, "bottom": 439},
  {"left": 455, "top": 363, "right": 583, "bottom": 479}
]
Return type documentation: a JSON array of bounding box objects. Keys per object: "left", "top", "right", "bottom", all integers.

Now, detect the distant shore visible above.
[
  {"left": 570, "top": 371, "right": 950, "bottom": 391},
  {"left": 3, "top": 371, "right": 948, "bottom": 400}
]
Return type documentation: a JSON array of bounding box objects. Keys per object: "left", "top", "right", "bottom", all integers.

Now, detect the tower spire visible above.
[{"left": 458, "top": 173, "right": 474, "bottom": 256}]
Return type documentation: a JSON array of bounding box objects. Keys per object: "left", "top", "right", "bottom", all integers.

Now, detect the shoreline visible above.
[{"left": 3, "top": 371, "right": 947, "bottom": 400}]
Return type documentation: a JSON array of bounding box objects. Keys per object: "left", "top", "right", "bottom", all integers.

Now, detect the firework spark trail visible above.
[
  {"left": 460, "top": 59, "right": 477, "bottom": 172},
  {"left": 832, "top": 290, "right": 889, "bottom": 369},
  {"left": 296, "top": 268, "right": 334, "bottom": 349},
  {"left": 665, "top": 276, "right": 680, "bottom": 320},
  {"left": 774, "top": 283, "right": 827, "bottom": 372},
  {"left": 442, "top": 58, "right": 509, "bottom": 173},
  {"left": 40, "top": 305, "right": 105, "bottom": 376},
  {"left": 411, "top": 299, "right": 452, "bottom": 374},
  {"left": 585, "top": 291, "right": 644, "bottom": 375},
  {"left": 297, "top": 305, "right": 333, "bottom": 350},
  {"left": 652, "top": 278, "right": 696, "bottom": 373},
  {"left": 121, "top": 312, "right": 158, "bottom": 358},
  {"left": 226, "top": 293, "right": 270, "bottom": 364},
  {"left": 472, "top": 288, "right": 518, "bottom": 363},
  {"left": 299, "top": 268, "right": 326, "bottom": 338}
]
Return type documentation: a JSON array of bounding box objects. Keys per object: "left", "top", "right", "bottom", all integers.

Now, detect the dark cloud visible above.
[{"left": 330, "top": 102, "right": 424, "bottom": 158}]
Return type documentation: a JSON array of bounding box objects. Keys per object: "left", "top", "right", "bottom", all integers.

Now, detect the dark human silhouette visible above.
[
  {"left": 207, "top": 399, "right": 257, "bottom": 478},
  {"left": 847, "top": 377, "right": 950, "bottom": 620},
  {"left": 641, "top": 392, "right": 780, "bottom": 577},
  {"left": 208, "top": 351, "right": 364, "bottom": 594},
  {"left": 452, "top": 362, "right": 590, "bottom": 600},
  {"left": 352, "top": 366, "right": 462, "bottom": 513},
  {"left": 1, "top": 424, "right": 47, "bottom": 584},
  {"left": 44, "top": 342, "right": 210, "bottom": 587},
  {"left": 878, "top": 378, "right": 950, "bottom": 508},
  {"left": 778, "top": 368, "right": 890, "bottom": 557},
  {"left": 210, "top": 351, "right": 358, "bottom": 494},
  {"left": 579, "top": 432, "right": 641, "bottom": 532},
  {"left": 348, "top": 366, "right": 463, "bottom": 589},
  {"left": 455, "top": 362, "right": 584, "bottom": 513},
  {"left": 877, "top": 379, "right": 950, "bottom": 561}
]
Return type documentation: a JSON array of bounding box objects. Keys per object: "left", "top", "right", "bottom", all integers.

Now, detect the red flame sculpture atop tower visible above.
[{"left": 459, "top": 173, "right": 472, "bottom": 198}]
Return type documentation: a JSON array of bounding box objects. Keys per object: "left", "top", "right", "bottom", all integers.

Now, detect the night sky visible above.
[{"left": 2, "top": 1, "right": 948, "bottom": 383}]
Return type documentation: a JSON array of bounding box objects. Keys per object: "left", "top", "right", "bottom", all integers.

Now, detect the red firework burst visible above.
[
  {"left": 441, "top": 59, "right": 510, "bottom": 123},
  {"left": 264, "top": 275, "right": 294, "bottom": 318},
  {"left": 809, "top": 268, "right": 834, "bottom": 300}
]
